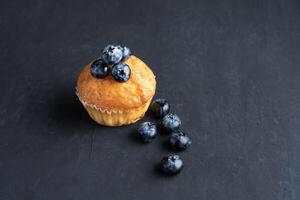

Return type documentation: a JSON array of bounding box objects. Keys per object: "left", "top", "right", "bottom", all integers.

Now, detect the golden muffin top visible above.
[{"left": 76, "top": 55, "right": 156, "bottom": 111}]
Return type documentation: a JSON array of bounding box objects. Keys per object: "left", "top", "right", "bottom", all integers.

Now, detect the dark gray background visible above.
[{"left": 0, "top": 0, "right": 300, "bottom": 199}]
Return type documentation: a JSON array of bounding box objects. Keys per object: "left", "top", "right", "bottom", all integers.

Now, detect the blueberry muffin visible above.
[{"left": 76, "top": 45, "right": 156, "bottom": 126}]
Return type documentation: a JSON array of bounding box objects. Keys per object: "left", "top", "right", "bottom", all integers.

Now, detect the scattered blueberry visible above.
[
  {"left": 169, "top": 130, "right": 191, "bottom": 151},
  {"left": 121, "top": 45, "right": 132, "bottom": 61},
  {"left": 137, "top": 122, "right": 157, "bottom": 143},
  {"left": 90, "top": 58, "right": 109, "bottom": 78},
  {"left": 102, "top": 45, "right": 123, "bottom": 65},
  {"left": 161, "top": 155, "right": 183, "bottom": 175},
  {"left": 151, "top": 98, "right": 170, "bottom": 118},
  {"left": 162, "top": 113, "right": 181, "bottom": 132},
  {"left": 111, "top": 63, "right": 131, "bottom": 82}
]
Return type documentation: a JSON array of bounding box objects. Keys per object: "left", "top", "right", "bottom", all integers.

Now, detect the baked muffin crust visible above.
[{"left": 76, "top": 56, "right": 156, "bottom": 110}]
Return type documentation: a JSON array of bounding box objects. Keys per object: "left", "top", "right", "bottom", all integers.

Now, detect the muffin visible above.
[{"left": 76, "top": 45, "right": 156, "bottom": 126}]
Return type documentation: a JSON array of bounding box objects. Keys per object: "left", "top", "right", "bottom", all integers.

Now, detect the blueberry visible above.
[
  {"left": 137, "top": 122, "right": 157, "bottom": 143},
  {"left": 161, "top": 155, "right": 183, "bottom": 175},
  {"left": 121, "top": 45, "right": 132, "bottom": 61},
  {"left": 169, "top": 130, "right": 191, "bottom": 150},
  {"left": 162, "top": 113, "right": 181, "bottom": 132},
  {"left": 111, "top": 63, "right": 131, "bottom": 82},
  {"left": 150, "top": 98, "right": 170, "bottom": 118},
  {"left": 90, "top": 58, "right": 109, "bottom": 78},
  {"left": 102, "top": 45, "right": 123, "bottom": 65}
]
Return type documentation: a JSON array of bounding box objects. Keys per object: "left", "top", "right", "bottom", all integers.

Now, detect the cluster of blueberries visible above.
[
  {"left": 138, "top": 99, "right": 192, "bottom": 175},
  {"left": 91, "top": 45, "right": 190, "bottom": 175},
  {"left": 90, "top": 45, "right": 132, "bottom": 82}
]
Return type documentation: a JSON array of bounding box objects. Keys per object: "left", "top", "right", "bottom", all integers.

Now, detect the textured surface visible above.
[{"left": 0, "top": 0, "right": 300, "bottom": 200}]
